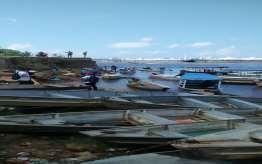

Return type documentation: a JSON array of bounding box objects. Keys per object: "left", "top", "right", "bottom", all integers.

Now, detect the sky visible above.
[{"left": 0, "top": 0, "right": 262, "bottom": 59}]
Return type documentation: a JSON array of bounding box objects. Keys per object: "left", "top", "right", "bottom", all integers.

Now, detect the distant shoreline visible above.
[{"left": 95, "top": 59, "right": 262, "bottom": 64}]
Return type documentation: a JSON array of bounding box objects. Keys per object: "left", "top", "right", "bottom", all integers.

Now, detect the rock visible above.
[
  {"left": 107, "top": 148, "right": 115, "bottom": 152},
  {"left": 65, "top": 143, "right": 87, "bottom": 152},
  {"left": 6, "top": 157, "right": 28, "bottom": 164},
  {"left": 29, "top": 158, "right": 49, "bottom": 164},
  {"left": 20, "top": 142, "right": 31, "bottom": 147},
  {"left": 76, "top": 151, "right": 96, "bottom": 161},
  {"left": 17, "top": 152, "right": 30, "bottom": 157}
]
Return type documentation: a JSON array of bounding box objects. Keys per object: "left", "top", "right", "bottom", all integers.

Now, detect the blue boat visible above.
[{"left": 178, "top": 73, "right": 222, "bottom": 93}]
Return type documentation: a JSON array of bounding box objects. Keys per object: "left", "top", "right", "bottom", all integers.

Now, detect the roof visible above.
[{"left": 180, "top": 73, "right": 221, "bottom": 81}]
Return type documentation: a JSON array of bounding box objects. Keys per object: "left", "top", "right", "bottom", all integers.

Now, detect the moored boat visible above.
[
  {"left": 102, "top": 73, "right": 122, "bottom": 80},
  {"left": 149, "top": 73, "right": 179, "bottom": 81},
  {"left": 178, "top": 73, "right": 221, "bottom": 94},
  {"left": 119, "top": 67, "right": 136, "bottom": 75},
  {"left": 127, "top": 78, "right": 170, "bottom": 91}
]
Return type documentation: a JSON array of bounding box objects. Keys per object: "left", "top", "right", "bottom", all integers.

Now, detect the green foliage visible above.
[{"left": 0, "top": 48, "right": 31, "bottom": 57}]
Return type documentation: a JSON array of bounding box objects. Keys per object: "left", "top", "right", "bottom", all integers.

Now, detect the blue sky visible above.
[{"left": 0, "top": 0, "right": 261, "bottom": 59}]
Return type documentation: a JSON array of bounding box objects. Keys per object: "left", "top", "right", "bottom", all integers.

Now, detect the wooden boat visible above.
[
  {"left": 102, "top": 73, "right": 122, "bottom": 80},
  {"left": 127, "top": 79, "right": 170, "bottom": 91},
  {"left": 0, "top": 105, "right": 254, "bottom": 134},
  {"left": 149, "top": 73, "right": 179, "bottom": 81},
  {"left": 0, "top": 94, "right": 261, "bottom": 110},
  {"left": 218, "top": 70, "right": 262, "bottom": 85},
  {"left": 172, "top": 123, "right": 262, "bottom": 159},
  {"left": 178, "top": 73, "right": 221, "bottom": 94},
  {"left": 139, "top": 67, "right": 161, "bottom": 73},
  {"left": 220, "top": 75, "right": 258, "bottom": 85},
  {"left": 178, "top": 66, "right": 229, "bottom": 76},
  {"left": 80, "top": 120, "right": 235, "bottom": 144},
  {"left": 119, "top": 67, "right": 136, "bottom": 75},
  {"left": 255, "top": 80, "right": 262, "bottom": 87}
]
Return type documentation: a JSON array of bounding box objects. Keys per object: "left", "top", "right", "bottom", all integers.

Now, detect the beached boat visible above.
[
  {"left": 127, "top": 79, "right": 170, "bottom": 91},
  {"left": 178, "top": 73, "right": 221, "bottom": 94},
  {"left": 149, "top": 73, "right": 179, "bottom": 81},
  {"left": 172, "top": 123, "right": 262, "bottom": 159},
  {"left": 102, "top": 73, "right": 122, "bottom": 80},
  {"left": 80, "top": 120, "right": 237, "bottom": 144},
  {"left": 0, "top": 94, "right": 261, "bottom": 110}
]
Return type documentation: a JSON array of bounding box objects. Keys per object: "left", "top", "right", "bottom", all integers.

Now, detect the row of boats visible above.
[
  {"left": 1, "top": 92, "right": 262, "bottom": 160},
  {"left": 100, "top": 66, "right": 262, "bottom": 94}
]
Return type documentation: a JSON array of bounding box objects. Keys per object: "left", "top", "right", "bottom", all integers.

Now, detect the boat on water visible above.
[
  {"left": 178, "top": 73, "right": 222, "bottom": 94},
  {"left": 219, "top": 69, "right": 262, "bottom": 85},
  {"left": 119, "top": 67, "right": 136, "bottom": 75},
  {"left": 149, "top": 73, "right": 179, "bottom": 81},
  {"left": 139, "top": 67, "right": 161, "bottom": 73},
  {"left": 102, "top": 73, "right": 122, "bottom": 80},
  {"left": 256, "top": 80, "right": 262, "bottom": 87},
  {"left": 127, "top": 78, "right": 170, "bottom": 91},
  {"left": 178, "top": 66, "right": 229, "bottom": 76}
]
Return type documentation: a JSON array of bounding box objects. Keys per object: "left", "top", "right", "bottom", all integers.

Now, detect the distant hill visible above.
[{"left": 0, "top": 49, "right": 31, "bottom": 57}]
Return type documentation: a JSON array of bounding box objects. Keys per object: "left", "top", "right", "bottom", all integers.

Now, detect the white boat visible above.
[
  {"left": 127, "top": 79, "right": 170, "bottom": 91},
  {"left": 149, "top": 73, "right": 179, "bottom": 81},
  {"left": 102, "top": 73, "right": 121, "bottom": 80}
]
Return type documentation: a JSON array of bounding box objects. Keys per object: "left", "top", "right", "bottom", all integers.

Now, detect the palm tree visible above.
[{"left": 83, "top": 51, "right": 87, "bottom": 58}]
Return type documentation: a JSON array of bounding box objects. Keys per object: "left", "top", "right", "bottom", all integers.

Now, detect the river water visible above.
[{"left": 97, "top": 61, "right": 262, "bottom": 98}]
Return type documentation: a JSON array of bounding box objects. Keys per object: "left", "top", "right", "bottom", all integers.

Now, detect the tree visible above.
[
  {"left": 83, "top": 51, "right": 87, "bottom": 58},
  {"left": 66, "top": 51, "right": 73, "bottom": 58}
]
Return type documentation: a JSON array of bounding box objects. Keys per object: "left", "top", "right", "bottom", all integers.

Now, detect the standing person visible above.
[
  {"left": 111, "top": 65, "right": 117, "bottom": 73},
  {"left": 83, "top": 51, "right": 87, "bottom": 59},
  {"left": 89, "top": 73, "right": 99, "bottom": 90},
  {"left": 82, "top": 73, "right": 99, "bottom": 90}
]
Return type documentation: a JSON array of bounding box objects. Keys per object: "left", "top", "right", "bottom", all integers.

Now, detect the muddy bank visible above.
[{"left": 0, "top": 57, "right": 96, "bottom": 71}]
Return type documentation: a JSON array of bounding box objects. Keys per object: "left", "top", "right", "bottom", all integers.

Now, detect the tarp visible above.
[{"left": 180, "top": 73, "right": 221, "bottom": 81}]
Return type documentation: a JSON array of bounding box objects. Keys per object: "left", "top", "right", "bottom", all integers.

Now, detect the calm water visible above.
[{"left": 97, "top": 61, "right": 262, "bottom": 98}]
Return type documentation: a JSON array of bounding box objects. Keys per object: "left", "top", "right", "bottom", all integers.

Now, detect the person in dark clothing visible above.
[
  {"left": 111, "top": 65, "right": 117, "bottom": 73},
  {"left": 83, "top": 73, "right": 99, "bottom": 90}
]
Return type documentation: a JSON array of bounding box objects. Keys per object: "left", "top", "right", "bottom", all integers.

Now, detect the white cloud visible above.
[
  {"left": 7, "top": 43, "right": 32, "bottom": 51},
  {"left": 168, "top": 43, "right": 180, "bottom": 48},
  {"left": 189, "top": 42, "right": 214, "bottom": 48},
  {"left": 109, "top": 37, "right": 153, "bottom": 49},
  {"left": 0, "top": 18, "right": 17, "bottom": 23}
]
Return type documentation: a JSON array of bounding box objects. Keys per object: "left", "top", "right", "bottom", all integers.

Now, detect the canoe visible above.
[
  {"left": 0, "top": 95, "right": 261, "bottom": 110},
  {"left": 149, "top": 73, "right": 179, "bottom": 81},
  {"left": 80, "top": 120, "right": 233, "bottom": 144},
  {"left": 102, "top": 73, "right": 122, "bottom": 80},
  {"left": 127, "top": 80, "right": 170, "bottom": 91},
  {"left": 172, "top": 123, "right": 262, "bottom": 159}
]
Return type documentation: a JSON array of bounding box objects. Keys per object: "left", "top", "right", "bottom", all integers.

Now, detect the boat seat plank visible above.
[
  {"left": 182, "top": 98, "right": 223, "bottom": 109},
  {"left": 227, "top": 98, "right": 262, "bottom": 110},
  {"left": 126, "top": 111, "right": 176, "bottom": 125},
  {"left": 202, "top": 110, "right": 245, "bottom": 122}
]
